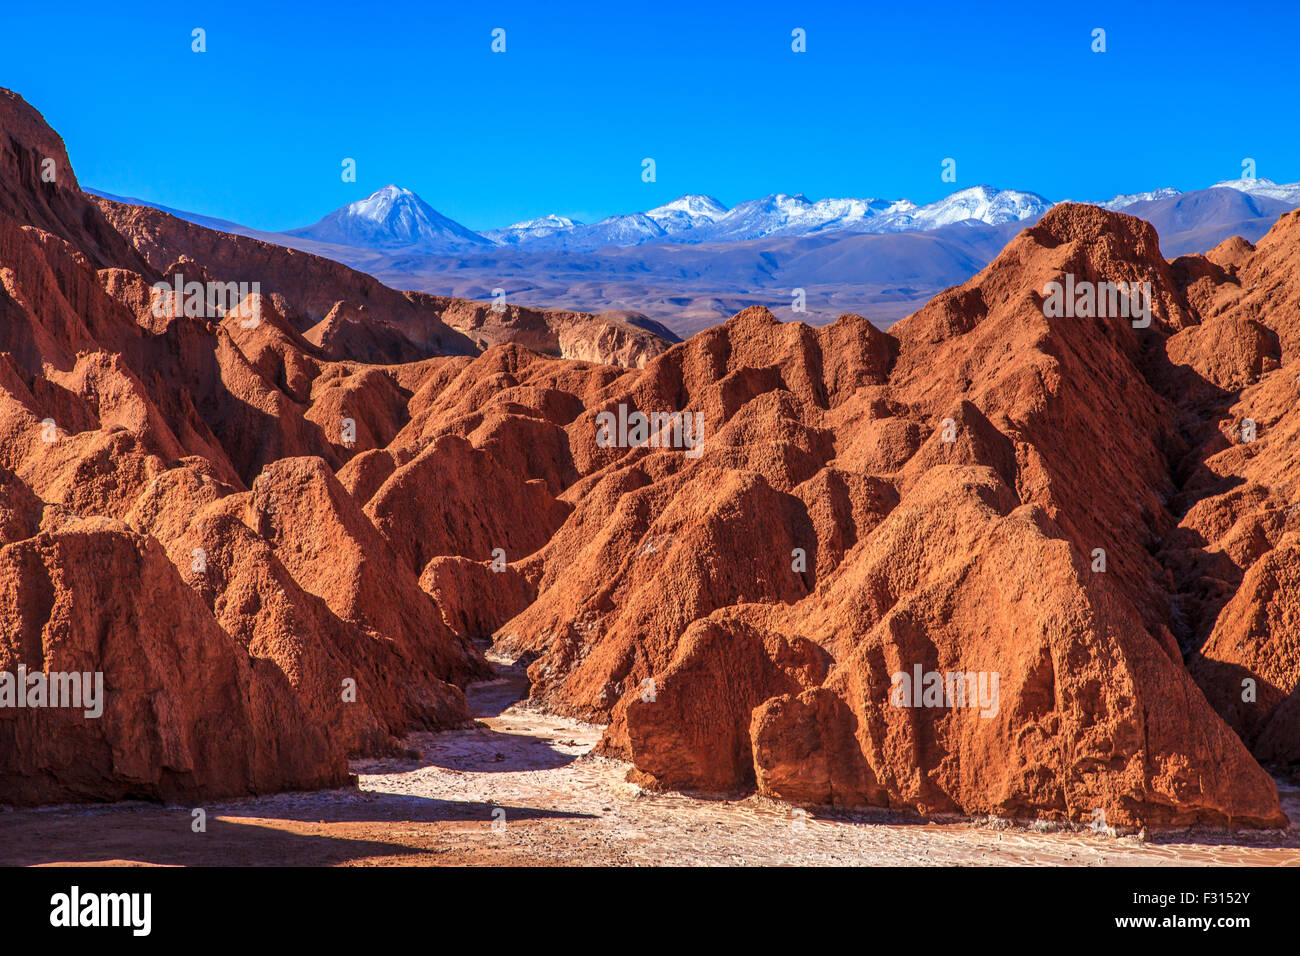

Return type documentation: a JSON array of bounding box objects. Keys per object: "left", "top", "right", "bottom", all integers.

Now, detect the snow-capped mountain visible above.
[
  {"left": 518, "top": 212, "right": 670, "bottom": 251},
  {"left": 489, "top": 198, "right": 728, "bottom": 250},
  {"left": 691, "top": 193, "right": 819, "bottom": 242},
  {"left": 686, "top": 193, "right": 906, "bottom": 242},
  {"left": 799, "top": 196, "right": 918, "bottom": 234},
  {"left": 645, "top": 194, "right": 728, "bottom": 234},
  {"left": 1095, "top": 188, "right": 1182, "bottom": 211},
  {"left": 286, "top": 185, "right": 490, "bottom": 251},
  {"left": 693, "top": 187, "right": 1049, "bottom": 241},
  {"left": 1093, "top": 179, "right": 1300, "bottom": 212},
  {"left": 498, "top": 187, "right": 1049, "bottom": 250},
  {"left": 856, "top": 186, "right": 1051, "bottom": 234},
  {"left": 485, "top": 214, "right": 583, "bottom": 245},
  {"left": 1210, "top": 177, "right": 1300, "bottom": 205}
]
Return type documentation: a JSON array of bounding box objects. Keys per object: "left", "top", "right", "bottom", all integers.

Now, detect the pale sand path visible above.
[{"left": 3, "top": 661, "right": 1298, "bottom": 867}]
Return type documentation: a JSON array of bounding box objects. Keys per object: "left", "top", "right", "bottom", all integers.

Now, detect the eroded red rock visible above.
[{"left": 2, "top": 88, "right": 1297, "bottom": 829}]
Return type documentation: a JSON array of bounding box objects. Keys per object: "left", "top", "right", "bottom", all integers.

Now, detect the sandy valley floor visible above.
[{"left": 3, "top": 660, "right": 1298, "bottom": 867}]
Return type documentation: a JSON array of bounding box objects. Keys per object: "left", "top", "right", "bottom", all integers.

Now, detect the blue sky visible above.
[{"left": 3, "top": 0, "right": 1297, "bottom": 232}]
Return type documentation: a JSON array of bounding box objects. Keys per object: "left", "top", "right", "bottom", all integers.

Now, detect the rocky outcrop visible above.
[
  {"left": 412, "top": 293, "right": 675, "bottom": 368},
  {"left": 0, "top": 522, "right": 347, "bottom": 805},
  {"left": 1169, "top": 210, "right": 1300, "bottom": 766}
]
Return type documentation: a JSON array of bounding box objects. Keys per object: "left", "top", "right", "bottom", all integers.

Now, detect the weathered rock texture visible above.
[
  {"left": 0, "top": 90, "right": 495, "bottom": 804},
  {"left": 0, "top": 89, "right": 1295, "bottom": 826}
]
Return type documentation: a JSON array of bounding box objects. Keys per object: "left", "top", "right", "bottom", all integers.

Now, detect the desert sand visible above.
[{"left": 4, "top": 659, "right": 1296, "bottom": 867}]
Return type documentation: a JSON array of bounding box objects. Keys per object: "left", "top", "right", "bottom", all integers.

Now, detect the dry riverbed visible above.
[{"left": 3, "top": 662, "right": 1298, "bottom": 867}]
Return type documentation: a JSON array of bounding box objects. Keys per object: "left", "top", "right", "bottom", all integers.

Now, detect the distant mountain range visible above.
[
  {"left": 273, "top": 177, "right": 1300, "bottom": 252},
  {"left": 275, "top": 183, "right": 1056, "bottom": 252},
  {"left": 86, "top": 178, "right": 1300, "bottom": 335},
  {"left": 479, "top": 186, "right": 1055, "bottom": 250},
  {"left": 90, "top": 177, "right": 1300, "bottom": 256}
]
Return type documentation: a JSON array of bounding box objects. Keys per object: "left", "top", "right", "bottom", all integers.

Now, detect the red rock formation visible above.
[
  {"left": 0, "top": 522, "right": 346, "bottom": 805},
  {"left": 1169, "top": 210, "right": 1300, "bottom": 767},
  {"left": 2, "top": 86, "right": 1297, "bottom": 829},
  {"left": 0, "top": 90, "right": 489, "bottom": 804},
  {"left": 412, "top": 293, "right": 675, "bottom": 368},
  {"left": 487, "top": 205, "right": 1296, "bottom": 828}
]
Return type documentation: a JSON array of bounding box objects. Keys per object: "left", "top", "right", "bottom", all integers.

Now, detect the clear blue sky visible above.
[{"left": 3, "top": 0, "right": 1297, "bottom": 232}]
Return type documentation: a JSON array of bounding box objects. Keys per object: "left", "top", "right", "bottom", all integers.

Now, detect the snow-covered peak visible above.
[
  {"left": 843, "top": 186, "right": 1050, "bottom": 235},
  {"left": 693, "top": 193, "right": 819, "bottom": 241},
  {"left": 484, "top": 213, "right": 584, "bottom": 245},
  {"left": 1095, "top": 187, "right": 1182, "bottom": 211},
  {"left": 1211, "top": 177, "right": 1300, "bottom": 204},
  {"left": 647, "top": 194, "right": 728, "bottom": 219},
  {"left": 522, "top": 213, "right": 581, "bottom": 229},
  {"left": 288, "top": 185, "right": 488, "bottom": 250},
  {"left": 917, "top": 185, "right": 1049, "bottom": 227},
  {"left": 646, "top": 194, "right": 729, "bottom": 234},
  {"left": 488, "top": 213, "right": 585, "bottom": 243},
  {"left": 347, "top": 184, "right": 415, "bottom": 217},
  {"left": 799, "top": 196, "right": 916, "bottom": 234}
]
